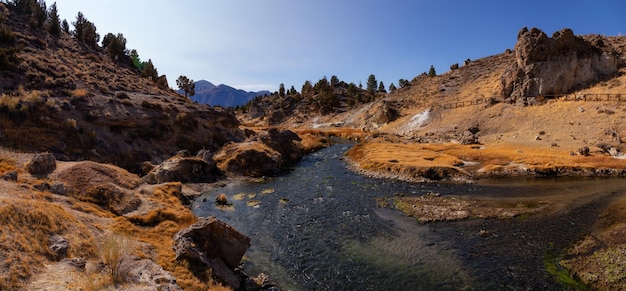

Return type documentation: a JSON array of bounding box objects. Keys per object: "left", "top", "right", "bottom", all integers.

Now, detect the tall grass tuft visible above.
[{"left": 101, "top": 233, "right": 132, "bottom": 285}]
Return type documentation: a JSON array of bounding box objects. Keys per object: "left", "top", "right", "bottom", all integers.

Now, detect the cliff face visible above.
[{"left": 501, "top": 27, "right": 621, "bottom": 99}]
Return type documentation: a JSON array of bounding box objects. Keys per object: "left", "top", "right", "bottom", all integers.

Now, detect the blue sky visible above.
[{"left": 53, "top": 0, "right": 625, "bottom": 92}]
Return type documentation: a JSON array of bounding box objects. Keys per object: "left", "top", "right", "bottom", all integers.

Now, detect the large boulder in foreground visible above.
[
  {"left": 143, "top": 151, "right": 221, "bottom": 184},
  {"left": 501, "top": 27, "right": 619, "bottom": 100},
  {"left": 173, "top": 216, "right": 250, "bottom": 290},
  {"left": 213, "top": 129, "right": 303, "bottom": 177},
  {"left": 49, "top": 161, "right": 143, "bottom": 215}
]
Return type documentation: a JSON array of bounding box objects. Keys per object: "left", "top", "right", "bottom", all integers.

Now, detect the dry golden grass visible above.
[
  {"left": 0, "top": 198, "right": 97, "bottom": 289},
  {"left": 347, "top": 138, "right": 626, "bottom": 181},
  {"left": 0, "top": 158, "right": 17, "bottom": 175},
  {"left": 111, "top": 183, "right": 230, "bottom": 291}
]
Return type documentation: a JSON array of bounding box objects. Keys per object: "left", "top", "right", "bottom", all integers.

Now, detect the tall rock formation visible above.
[{"left": 501, "top": 27, "right": 620, "bottom": 100}]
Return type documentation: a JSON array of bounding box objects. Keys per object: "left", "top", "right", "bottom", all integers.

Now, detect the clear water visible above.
[{"left": 193, "top": 143, "right": 626, "bottom": 290}]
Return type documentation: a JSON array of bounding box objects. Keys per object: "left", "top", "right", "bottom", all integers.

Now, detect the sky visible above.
[{"left": 52, "top": 0, "right": 625, "bottom": 93}]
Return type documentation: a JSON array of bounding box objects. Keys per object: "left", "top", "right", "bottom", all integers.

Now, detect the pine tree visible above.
[
  {"left": 61, "top": 19, "right": 69, "bottom": 34},
  {"left": 389, "top": 83, "right": 397, "bottom": 93},
  {"left": 378, "top": 81, "right": 386, "bottom": 93},
  {"left": 103, "top": 33, "right": 127, "bottom": 62},
  {"left": 176, "top": 75, "right": 195, "bottom": 98},
  {"left": 366, "top": 74, "right": 377, "bottom": 95},
  {"left": 72, "top": 12, "right": 99, "bottom": 48},
  {"left": 141, "top": 59, "right": 158, "bottom": 81},
  {"left": 129, "top": 49, "right": 143, "bottom": 70},
  {"left": 279, "top": 83, "right": 285, "bottom": 97},
  {"left": 47, "top": 2, "right": 61, "bottom": 35},
  {"left": 301, "top": 80, "right": 312, "bottom": 98},
  {"left": 428, "top": 65, "right": 436, "bottom": 77}
]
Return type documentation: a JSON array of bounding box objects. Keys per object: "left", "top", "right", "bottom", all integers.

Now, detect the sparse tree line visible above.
[
  {"left": 236, "top": 67, "right": 445, "bottom": 116},
  {"left": 0, "top": 0, "right": 169, "bottom": 89}
]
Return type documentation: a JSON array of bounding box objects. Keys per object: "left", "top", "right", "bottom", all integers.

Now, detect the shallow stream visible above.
[{"left": 193, "top": 143, "right": 626, "bottom": 290}]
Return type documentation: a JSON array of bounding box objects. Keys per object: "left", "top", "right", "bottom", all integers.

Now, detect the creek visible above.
[{"left": 193, "top": 143, "right": 626, "bottom": 290}]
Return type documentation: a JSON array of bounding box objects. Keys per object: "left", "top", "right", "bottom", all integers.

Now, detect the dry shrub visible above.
[
  {"left": 71, "top": 88, "right": 88, "bottom": 98},
  {"left": 0, "top": 199, "right": 97, "bottom": 289},
  {"left": 0, "top": 93, "right": 19, "bottom": 110},
  {"left": 65, "top": 118, "right": 77, "bottom": 130},
  {"left": 101, "top": 233, "right": 133, "bottom": 284}
]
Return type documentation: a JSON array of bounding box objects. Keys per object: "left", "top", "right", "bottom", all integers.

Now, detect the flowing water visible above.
[{"left": 193, "top": 143, "right": 626, "bottom": 290}]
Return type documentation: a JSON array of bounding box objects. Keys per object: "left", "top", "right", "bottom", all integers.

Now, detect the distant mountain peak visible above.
[{"left": 181, "top": 80, "right": 270, "bottom": 107}]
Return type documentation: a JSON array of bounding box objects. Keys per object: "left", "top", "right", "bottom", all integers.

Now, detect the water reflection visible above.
[{"left": 193, "top": 144, "right": 626, "bottom": 290}]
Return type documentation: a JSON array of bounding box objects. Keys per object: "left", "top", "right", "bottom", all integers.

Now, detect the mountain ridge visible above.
[{"left": 181, "top": 80, "right": 270, "bottom": 107}]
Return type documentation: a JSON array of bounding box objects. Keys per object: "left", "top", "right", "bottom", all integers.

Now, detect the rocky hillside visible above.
[
  {"left": 246, "top": 27, "right": 626, "bottom": 139},
  {"left": 0, "top": 3, "right": 244, "bottom": 172}
]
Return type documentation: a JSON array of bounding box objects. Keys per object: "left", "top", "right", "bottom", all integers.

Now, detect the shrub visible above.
[
  {"left": 65, "top": 118, "right": 77, "bottom": 129},
  {"left": 0, "top": 93, "right": 19, "bottom": 110},
  {"left": 72, "top": 88, "right": 88, "bottom": 98},
  {"left": 0, "top": 25, "right": 15, "bottom": 43},
  {"left": 0, "top": 46, "right": 21, "bottom": 70},
  {"left": 101, "top": 233, "right": 133, "bottom": 284}
]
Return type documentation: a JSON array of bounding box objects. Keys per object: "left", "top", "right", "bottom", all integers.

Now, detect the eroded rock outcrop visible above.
[
  {"left": 213, "top": 129, "right": 303, "bottom": 177},
  {"left": 142, "top": 150, "right": 221, "bottom": 184},
  {"left": 501, "top": 27, "right": 619, "bottom": 102},
  {"left": 173, "top": 216, "right": 250, "bottom": 290}
]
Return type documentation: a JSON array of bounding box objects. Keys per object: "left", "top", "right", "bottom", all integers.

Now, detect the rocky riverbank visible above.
[{"left": 0, "top": 128, "right": 320, "bottom": 290}]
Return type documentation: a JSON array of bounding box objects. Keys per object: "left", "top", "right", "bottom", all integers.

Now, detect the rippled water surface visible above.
[{"left": 193, "top": 144, "right": 626, "bottom": 290}]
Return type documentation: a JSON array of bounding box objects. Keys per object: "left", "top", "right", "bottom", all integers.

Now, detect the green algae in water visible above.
[{"left": 543, "top": 252, "right": 589, "bottom": 290}]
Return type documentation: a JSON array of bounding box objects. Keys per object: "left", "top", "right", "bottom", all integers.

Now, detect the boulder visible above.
[
  {"left": 173, "top": 216, "right": 250, "bottom": 290},
  {"left": 255, "top": 128, "right": 302, "bottom": 164},
  {"left": 125, "top": 257, "right": 182, "bottom": 291},
  {"left": 1, "top": 171, "right": 17, "bottom": 181},
  {"left": 49, "top": 234, "right": 69, "bottom": 260},
  {"left": 214, "top": 129, "right": 304, "bottom": 177},
  {"left": 214, "top": 142, "right": 282, "bottom": 177},
  {"left": 143, "top": 155, "right": 220, "bottom": 184},
  {"left": 26, "top": 152, "right": 56, "bottom": 176},
  {"left": 501, "top": 27, "right": 619, "bottom": 100}
]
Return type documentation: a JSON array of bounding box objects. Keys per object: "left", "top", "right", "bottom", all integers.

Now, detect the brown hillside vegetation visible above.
[
  {"left": 0, "top": 3, "right": 244, "bottom": 172},
  {"left": 0, "top": 148, "right": 231, "bottom": 290}
]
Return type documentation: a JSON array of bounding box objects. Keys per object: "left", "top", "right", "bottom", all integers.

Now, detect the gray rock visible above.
[
  {"left": 143, "top": 156, "right": 219, "bottom": 184},
  {"left": 26, "top": 152, "right": 56, "bottom": 176},
  {"left": 501, "top": 27, "right": 619, "bottom": 100},
  {"left": 125, "top": 257, "right": 182, "bottom": 291},
  {"left": 49, "top": 234, "right": 69, "bottom": 260},
  {"left": 50, "top": 183, "right": 68, "bottom": 195},
  {"left": 2, "top": 170, "right": 17, "bottom": 181},
  {"left": 173, "top": 216, "right": 250, "bottom": 290}
]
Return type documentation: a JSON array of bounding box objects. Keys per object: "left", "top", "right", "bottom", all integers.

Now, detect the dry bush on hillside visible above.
[{"left": 71, "top": 88, "right": 88, "bottom": 98}]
